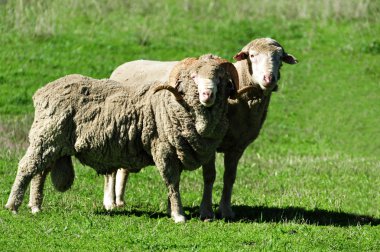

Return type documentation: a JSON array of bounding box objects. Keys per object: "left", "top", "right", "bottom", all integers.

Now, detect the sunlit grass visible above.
[{"left": 0, "top": 0, "right": 379, "bottom": 251}]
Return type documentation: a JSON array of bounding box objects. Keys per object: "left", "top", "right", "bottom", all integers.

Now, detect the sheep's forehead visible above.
[
  {"left": 247, "top": 38, "right": 284, "bottom": 56},
  {"left": 193, "top": 62, "right": 223, "bottom": 79}
]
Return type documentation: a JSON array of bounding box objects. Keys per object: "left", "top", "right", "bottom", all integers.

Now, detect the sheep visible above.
[
  {"left": 101, "top": 38, "right": 298, "bottom": 220},
  {"left": 103, "top": 54, "right": 229, "bottom": 211},
  {"left": 201, "top": 38, "right": 298, "bottom": 220},
  {"left": 5, "top": 56, "right": 240, "bottom": 223}
]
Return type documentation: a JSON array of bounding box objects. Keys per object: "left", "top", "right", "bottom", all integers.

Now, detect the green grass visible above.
[{"left": 1, "top": 0, "right": 379, "bottom": 251}]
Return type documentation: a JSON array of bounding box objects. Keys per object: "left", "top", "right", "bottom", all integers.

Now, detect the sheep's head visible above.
[
  {"left": 234, "top": 38, "right": 298, "bottom": 92},
  {"left": 155, "top": 55, "right": 239, "bottom": 107}
]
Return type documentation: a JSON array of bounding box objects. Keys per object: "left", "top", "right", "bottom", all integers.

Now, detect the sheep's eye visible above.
[{"left": 250, "top": 54, "right": 254, "bottom": 58}]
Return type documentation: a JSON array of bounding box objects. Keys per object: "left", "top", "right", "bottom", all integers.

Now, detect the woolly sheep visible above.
[
  {"left": 101, "top": 38, "right": 298, "bottom": 220},
  {"left": 201, "top": 38, "right": 298, "bottom": 219},
  {"left": 5, "top": 56, "right": 239, "bottom": 223}
]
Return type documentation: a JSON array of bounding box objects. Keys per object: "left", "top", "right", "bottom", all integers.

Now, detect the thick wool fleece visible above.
[
  {"left": 31, "top": 68, "right": 228, "bottom": 174},
  {"left": 6, "top": 58, "right": 233, "bottom": 213}
]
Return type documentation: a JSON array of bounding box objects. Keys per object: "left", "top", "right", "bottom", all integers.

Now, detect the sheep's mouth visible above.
[
  {"left": 200, "top": 100, "right": 215, "bottom": 107},
  {"left": 259, "top": 81, "right": 277, "bottom": 91},
  {"left": 199, "top": 89, "right": 216, "bottom": 107}
]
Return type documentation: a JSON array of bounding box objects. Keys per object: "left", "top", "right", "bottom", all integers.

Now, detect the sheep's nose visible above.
[
  {"left": 263, "top": 74, "right": 273, "bottom": 86},
  {"left": 201, "top": 90, "right": 213, "bottom": 102}
]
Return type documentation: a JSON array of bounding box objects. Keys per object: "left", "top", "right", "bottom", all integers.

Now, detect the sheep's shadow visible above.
[
  {"left": 96, "top": 208, "right": 168, "bottom": 220},
  {"left": 229, "top": 205, "right": 380, "bottom": 226},
  {"left": 96, "top": 204, "right": 380, "bottom": 226}
]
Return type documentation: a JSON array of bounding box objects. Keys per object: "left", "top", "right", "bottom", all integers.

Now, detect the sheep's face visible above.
[
  {"left": 190, "top": 63, "right": 229, "bottom": 107},
  {"left": 191, "top": 74, "right": 218, "bottom": 107},
  {"left": 158, "top": 57, "right": 237, "bottom": 109},
  {"left": 234, "top": 38, "right": 298, "bottom": 91},
  {"left": 247, "top": 47, "right": 283, "bottom": 90}
]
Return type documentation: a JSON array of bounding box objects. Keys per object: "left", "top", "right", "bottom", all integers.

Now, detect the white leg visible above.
[
  {"left": 103, "top": 172, "right": 116, "bottom": 210},
  {"left": 115, "top": 168, "right": 129, "bottom": 207}
]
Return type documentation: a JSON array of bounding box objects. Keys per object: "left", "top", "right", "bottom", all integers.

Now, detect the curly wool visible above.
[{"left": 31, "top": 68, "right": 228, "bottom": 174}]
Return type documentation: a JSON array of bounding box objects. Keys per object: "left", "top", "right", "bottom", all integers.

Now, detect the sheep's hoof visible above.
[
  {"left": 115, "top": 200, "right": 125, "bottom": 208},
  {"left": 172, "top": 214, "right": 186, "bottom": 223},
  {"left": 103, "top": 201, "right": 116, "bottom": 211},
  {"left": 200, "top": 209, "right": 215, "bottom": 222},
  {"left": 217, "top": 206, "right": 235, "bottom": 220},
  {"left": 30, "top": 206, "right": 41, "bottom": 214},
  {"left": 5, "top": 204, "right": 18, "bottom": 214},
  {"left": 202, "top": 217, "right": 214, "bottom": 222}
]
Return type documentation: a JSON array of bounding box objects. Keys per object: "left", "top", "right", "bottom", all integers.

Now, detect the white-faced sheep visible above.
[
  {"left": 201, "top": 38, "right": 298, "bottom": 220},
  {"left": 5, "top": 56, "right": 239, "bottom": 223},
  {"left": 99, "top": 38, "right": 298, "bottom": 220}
]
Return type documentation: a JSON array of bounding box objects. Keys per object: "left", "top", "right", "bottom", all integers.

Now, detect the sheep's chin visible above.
[
  {"left": 200, "top": 100, "right": 215, "bottom": 107},
  {"left": 258, "top": 82, "right": 277, "bottom": 92}
]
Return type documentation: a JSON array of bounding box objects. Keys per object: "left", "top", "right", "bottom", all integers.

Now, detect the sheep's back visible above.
[
  {"left": 110, "top": 60, "right": 178, "bottom": 84},
  {"left": 32, "top": 74, "right": 153, "bottom": 173}
]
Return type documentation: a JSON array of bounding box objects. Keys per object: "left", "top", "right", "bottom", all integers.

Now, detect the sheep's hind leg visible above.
[
  {"left": 115, "top": 168, "right": 129, "bottom": 208},
  {"left": 5, "top": 146, "right": 50, "bottom": 213},
  {"left": 6, "top": 170, "right": 34, "bottom": 214},
  {"left": 28, "top": 169, "right": 50, "bottom": 214},
  {"left": 199, "top": 154, "right": 216, "bottom": 221},
  {"left": 217, "top": 150, "right": 243, "bottom": 220},
  {"left": 103, "top": 172, "right": 116, "bottom": 210}
]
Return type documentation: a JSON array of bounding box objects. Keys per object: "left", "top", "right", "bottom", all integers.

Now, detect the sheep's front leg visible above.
[
  {"left": 115, "top": 168, "right": 129, "bottom": 207},
  {"left": 28, "top": 169, "right": 49, "bottom": 214},
  {"left": 199, "top": 154, "right": 216, "bottom": 221},
  {"left": 103, "top": 172, "right": 116, "bottom": 210},
  {"left": 158, "top": 166, "right": 185, "bottom": 223},
  {"left": 218, "top": 150, "right": 244, "bottom": 220}
]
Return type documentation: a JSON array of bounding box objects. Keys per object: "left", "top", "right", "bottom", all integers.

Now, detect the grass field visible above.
[{"left": 0, "top": 0, "right": 379, "bottom": 251}]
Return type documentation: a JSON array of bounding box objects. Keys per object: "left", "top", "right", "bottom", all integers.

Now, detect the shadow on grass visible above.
[
  {"left": 96, "top": 208, "right": 168, "bottom": 220},
  {"left": 231, "top": 205, "right": 380, "bottom": 226},
  {"left": 96, "top": 205, "right": 380, "bottom": 226}
]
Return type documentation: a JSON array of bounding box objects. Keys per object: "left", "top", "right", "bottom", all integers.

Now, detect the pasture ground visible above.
[{"left": 0, "top": 1, "right": 379, "bottom": 251}]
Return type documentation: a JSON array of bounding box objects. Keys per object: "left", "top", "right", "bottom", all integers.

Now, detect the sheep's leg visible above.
[
  {"left": 217, "top": 150, "right": 244, "bottom": 219},
  {"left": 167, "top": 180, "right": 185, "bottom": 223},
  {"left": 158, "top": 167, "right": 185, "bottom": 223},
  {"left": 28, "top": 169, "right": 49, "bottom": 214},
  {"left": 103, "top": 172, "right": 116, "bottom": 210},
  {"left": 115, "top": 168, "right": 129, "bottom": 207},
  {"left": 5, "top": 167, "right": 34, "bottom": 214},
  {"left": 5, "top": 145, "right": 50, "bottom": 213},
  {"left": 199, "top": 154, "right": 216, "bottom": 221}
]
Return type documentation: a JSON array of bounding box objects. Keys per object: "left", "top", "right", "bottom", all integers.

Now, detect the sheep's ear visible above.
[
  {"left": 175, "top": 80, "right": 185, "bottom": 94},
  {"left": 233, "top": 51, "right": 248, "bottom": 61},
  {"left": 191, "top": 72, "right": 197, "bottom": 79},
  {"left": 282, "top": 53, "right": 298, "bottom": 64}
]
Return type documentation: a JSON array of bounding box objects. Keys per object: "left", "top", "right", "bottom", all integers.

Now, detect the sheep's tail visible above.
[{"left": 51, "top": 156, "right": 75, "bottom": 192}]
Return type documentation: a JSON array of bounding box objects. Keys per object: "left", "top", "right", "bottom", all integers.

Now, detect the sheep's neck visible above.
[
  {"left": 220, "top": 61, "right": 272, "bottom": 152},
  {"left": 233, "top": 59, "right": 271, "bottom": 103}
]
